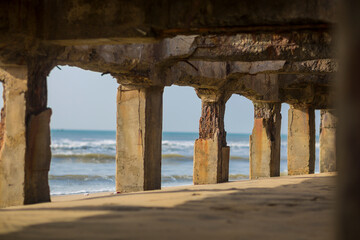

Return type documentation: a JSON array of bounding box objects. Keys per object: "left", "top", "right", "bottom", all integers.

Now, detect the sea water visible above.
[{"left": 49, "top": 130, "right": 320, "bottom": 195}]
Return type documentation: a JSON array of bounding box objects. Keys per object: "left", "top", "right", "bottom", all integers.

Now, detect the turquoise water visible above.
[{"left": 49, "top": 130, "right": 320, "bottom": 195}]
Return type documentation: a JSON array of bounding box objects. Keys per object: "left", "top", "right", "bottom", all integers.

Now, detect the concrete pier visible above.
[
  {"left": 320, "top": 109, "right": 337, "bottom": 172},
  {"left": 249, "top": 102, "right": 281, "bottom": 179},
  {"left": 116, "top": 85, "right": 163, "bottom": 192},
  {"left": 193, "top": 89, "right": 230, "bottom": 184},
  {"left": 0, "top": 63, "right": 52, "bottom": 208},
  {"left": 0, "top": 1, "right": 338, "bottom": 210},
  {"left": 287, "top": 104, "right": 316, "bottom": 175}
]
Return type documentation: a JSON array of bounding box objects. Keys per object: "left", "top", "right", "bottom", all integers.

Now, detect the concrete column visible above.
[
  {"left": 193, "top": 90, "right": 230, "bottom": 185},
  {"left": 116, "top": 85, "right": 163, "bottom": 192},
  {"left": 287, "top": 104, "right": 315, "bottom": 175},
  {"left": 319, "top": 109, "right": 337, "bottom": 172},
  {"left": 0, "top": 61, "right": 52, "bottom": 208},
  {"left": 249, "top": 102, "right": 281, "bottom": 179}
]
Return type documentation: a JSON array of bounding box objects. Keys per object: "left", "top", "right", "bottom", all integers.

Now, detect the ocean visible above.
[{"left": 49, "top": 130, "right": 320, "bottom": 195}]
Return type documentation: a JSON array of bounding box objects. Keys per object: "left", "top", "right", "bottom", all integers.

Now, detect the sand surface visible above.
[{"left": 0, "top": 173, "right": 336, "bottom": 240}]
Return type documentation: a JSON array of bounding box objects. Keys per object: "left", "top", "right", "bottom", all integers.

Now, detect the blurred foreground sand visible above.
[{"left": 0, "top": 173, "right": 336, "bottom": 240}]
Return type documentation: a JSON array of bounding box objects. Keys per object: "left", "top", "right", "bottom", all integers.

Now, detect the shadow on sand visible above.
[{"left": 0, "top": 176, "right": 336, "bottom": 240}]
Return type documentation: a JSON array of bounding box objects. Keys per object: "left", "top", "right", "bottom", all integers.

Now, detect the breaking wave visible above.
[
  {"left": 52, "top": 139, "right": 116, "bottom": 150},
  {"left": 52, "top": 153, "right": 247, "bottom": 163},
  {"left": 49, "top": 173, "right": 251, "bottom": 184},
  {"left": 53, "top": 153, "right": 115, "bottom": 159},
  {"left": 49, "top": 175, "right": 115, "bottom": 181}
]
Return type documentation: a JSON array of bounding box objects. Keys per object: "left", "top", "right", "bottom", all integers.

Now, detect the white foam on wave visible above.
[
  {"left": 52, "top": 139, "right": 267, "bottom": 151},
  {"left": 50, "top": 187, "right": 115, "bottom": 196},
  {"left": 51, "top": 138, "right": 322, "bottom": 162},
  {"left": 52, "top": 138, "right": 319, "bottom": 150},
  {"left": 162, "top": 140, "right": 194, "bottom": 148},
  {"left": 162, "top": 140, "right": 195, "bottom": 155},
  {"left": 51, "top": 138, "right": 116, "bottom": 149},
  {"left": 227, "top": 141, "right": 249, "bottom": 148}
]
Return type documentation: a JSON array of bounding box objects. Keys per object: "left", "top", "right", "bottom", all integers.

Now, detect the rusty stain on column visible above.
[
  {"left": 116, "top": 85, "right": 163, "bottom": 193},
  {"left": 249, "top": 101, "right": 281, "bottom": 179},
  {"left": 287, "top": 104, "right": 315, "bottom": 175},
  {"left": 24, "top": 58, "right": 53, "bottom": 204},
  {"left": 193, "top": 89, "right": 230, "bottom": 184}
]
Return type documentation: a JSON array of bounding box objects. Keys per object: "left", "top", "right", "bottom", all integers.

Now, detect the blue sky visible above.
[{"left": 0, "top": 66, "right": 320, "bottom": 134}]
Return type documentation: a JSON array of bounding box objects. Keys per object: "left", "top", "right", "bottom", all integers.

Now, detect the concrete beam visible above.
[
  {"left": 287, "top": 104, "right": 316, "bottom": 175},
  {"left": 229, "top": 74, "right": 280, "bottom": 102},
  {"left": 228, "top": 59, "right": 337, "bottom": 75},
  {"left": 116, "top": 85, "right": 163, "bottom": 192},
  {"left": 193, "top": 89, "right": 230, "bottom": 184},
  {"left": 280, "top": 75, "right": 335, "bottom": 109},
  {"left": 164, "top": 61, "right": 228, "bottom": 89},
  {"left": 55, "top": 43, "right": 335, "bottom": 81},
  {"left": 166, "top": 60, "right": 335, "bottom": 89},
  {"left": 0, "top": 62, "right": 52, "bottom": 208},
  {"left": 250, "top": 102, "right": 281, "bottom": 179},
  {"left": 34, "top": 0, "right": 335, "bottom": 43},
  {"left": 320, "top": 109, "right": 337, "bottom": 172},
  {"left": 191, "top": 31, "right": 333, "bottom": 62}
]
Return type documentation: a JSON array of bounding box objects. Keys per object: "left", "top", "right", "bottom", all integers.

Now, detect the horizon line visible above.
[
  {"left": 50, "top": 128, "right": 297, "bottom": 136},
  {"left": 50, "top": 128, "right": 252, "bottom": 134}
]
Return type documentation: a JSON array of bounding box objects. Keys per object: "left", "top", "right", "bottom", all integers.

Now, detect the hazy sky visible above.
[{"left": 15, "top": 65, "right": 320, "bottom": 134}]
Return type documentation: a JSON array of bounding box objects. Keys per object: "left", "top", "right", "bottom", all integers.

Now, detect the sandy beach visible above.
[{"left": 0, "top": 173, "right": 336, "bottom": 240}]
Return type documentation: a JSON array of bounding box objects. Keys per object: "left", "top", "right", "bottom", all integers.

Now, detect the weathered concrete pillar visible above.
[
  {"left": 319, "top": 109, "right": 337, "bottom": 172},
  {"left": 249, "top": 102, "right": 281, "bottom": 179},
  {"left": 116, "top": 85, "right": 163, "bottom": 192},
  {"left": 0, "top": 61, "right": 52, "bottom": 208},
  {"left": 193, "top": 89, "right": 230, "bottom": 185},
  {"left": 287, "top": 104, "right": 315, "bottom": 175}
]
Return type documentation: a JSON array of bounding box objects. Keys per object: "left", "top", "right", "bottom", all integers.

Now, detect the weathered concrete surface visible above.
[
  {"left": 279, "top": 74, "right": 336, "bottom": 109},
  {"left": 116, "top": 85, "right": 163, "bottom": 192},
  {"left": 229, "top": 74, "right": 280, "bottom": 102},
  {"left": 165, "top": 61, "right": 228, "bottom": 89},
  {"left": 193, "top": 89, "right": 229, "bottom": 184},
  {"left": 190, "top": 32, "right": 333, "bottom": 62},
  {"left": 167, "top": 60, "right": 335, "bottom": 89},
  {"left": 287, "top": 104, "right": 315, "bottom": 175},
  {"left": 319, "top": 109, "right": 336, "bottom": 173},
  {"left": 194, "top": 137, "right": 230, "bottom": 184},
  {"left": 51, "top": 32, "right": 335, "bottom": 89},
  {"left": 0, "top": 1, "right": 336, "bottom": 44},
  {"left": 250, "top": 102, "right": 281, "bottom": 179},
  {"left": 54, "top": 32, "right": 335, "bottom": 72},
  {"left": 160, "top": 60, "right": 334, "bottom": 109},
  {"left": 228, "top": 59, "right": 337, "bottom": 75},
  {"left": 0, "top": 62, "right": 53, "bottom": 208},
  {"left": 0, "top": 66, "right": 28, "bottom": 208},
  {"left": 24, "top": 59, "right": 54, "bottom": 205},
  {"left": 24, "top": 109, "right": 52, "bottom": 204}
]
